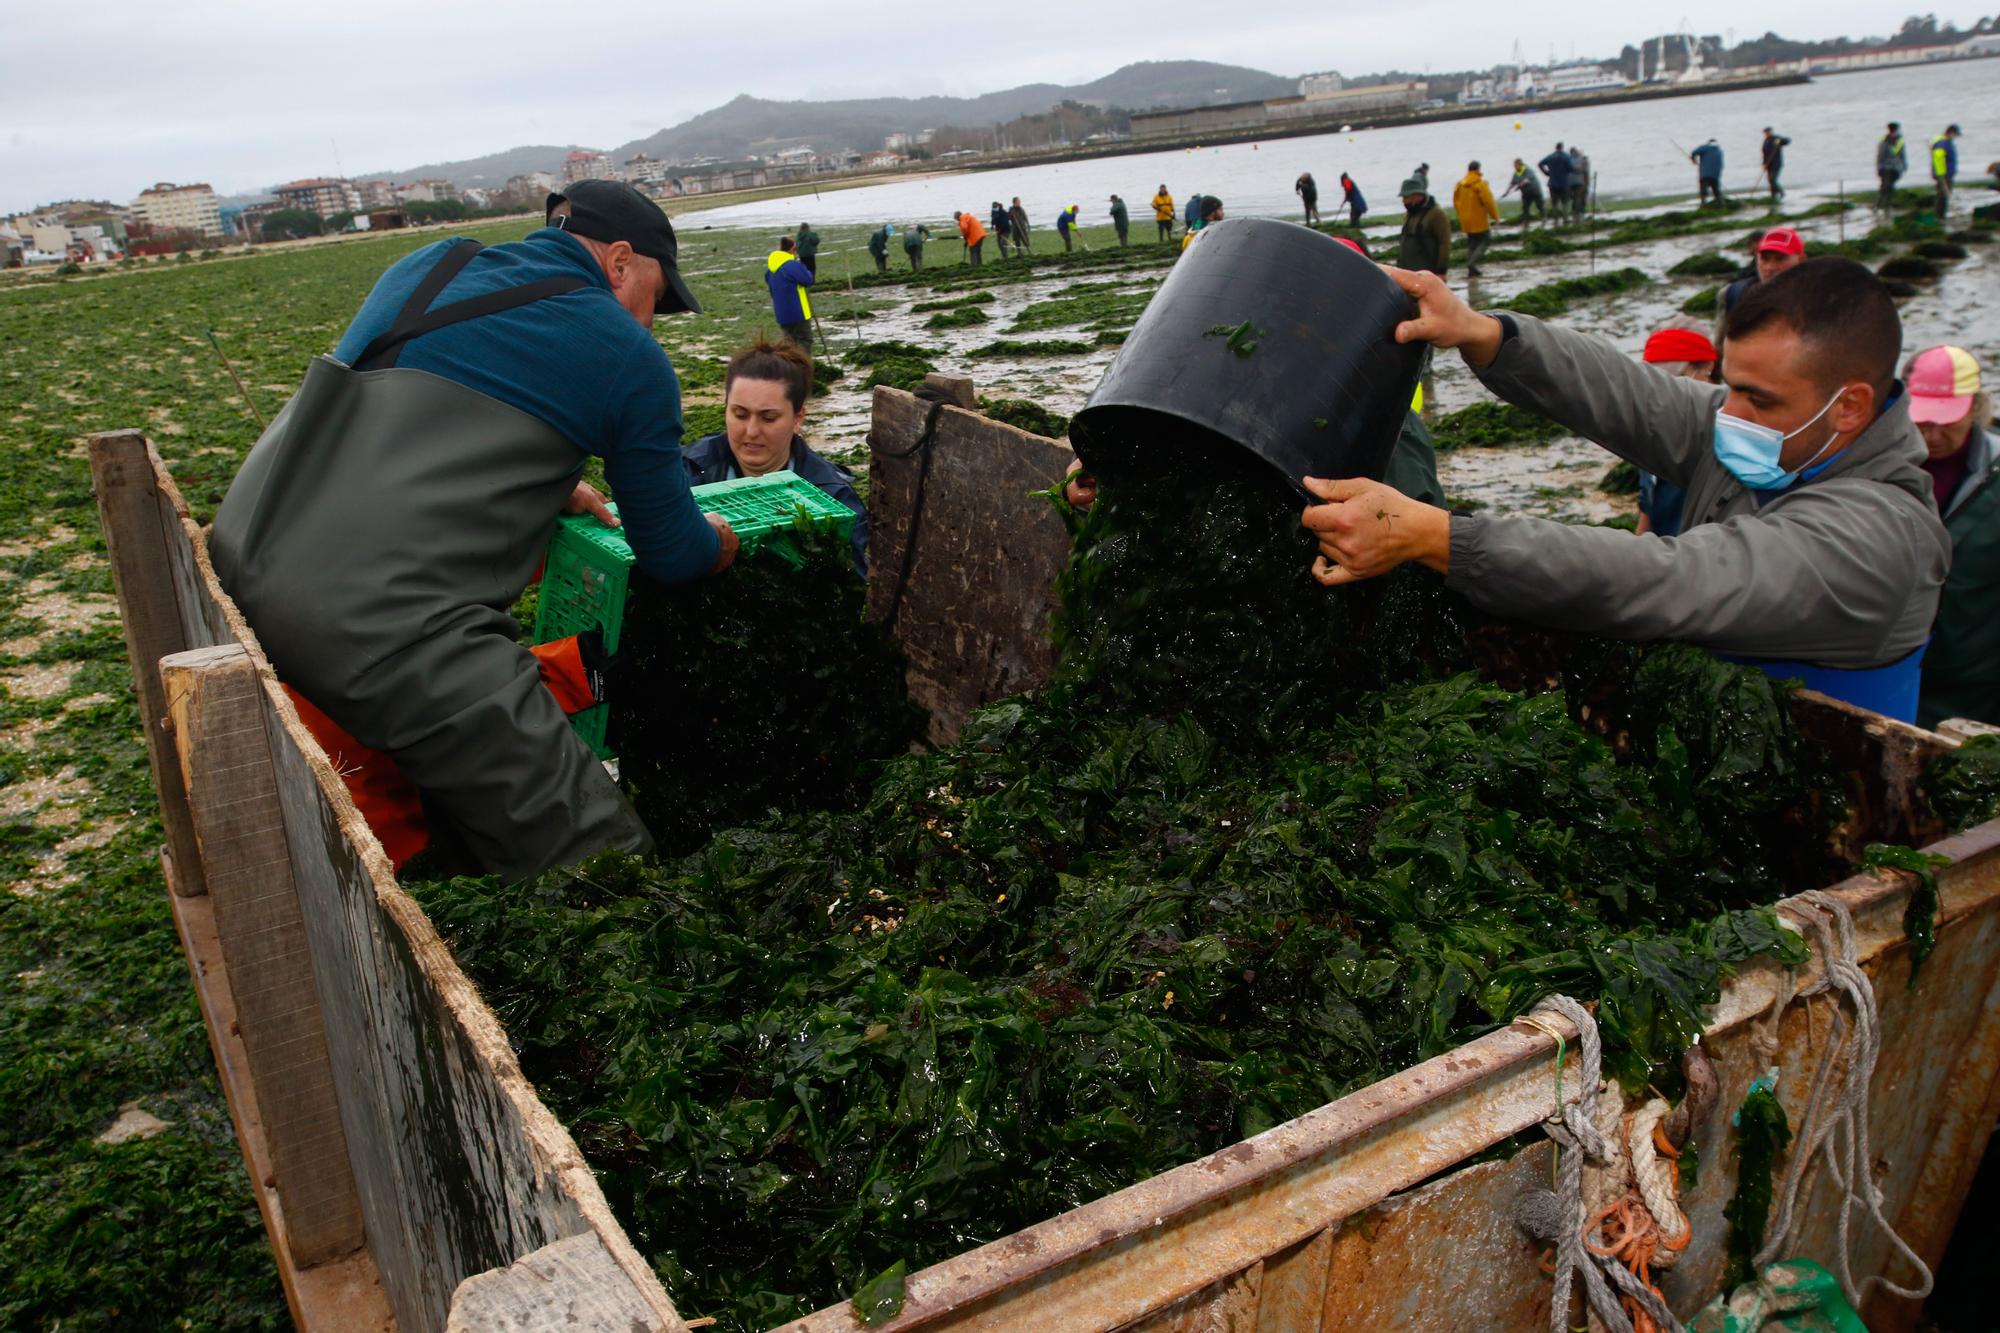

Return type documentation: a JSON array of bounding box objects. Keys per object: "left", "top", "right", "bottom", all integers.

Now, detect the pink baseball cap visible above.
[
  {"left": 1906, "top": 345, "right": 1982, "bottom": 424},
  {"left": 1332, "top": 236, "right": 1367, "bottom": 255},
  {"left": 1756, "top": 227, "right": 1805, "bottom": 256}
]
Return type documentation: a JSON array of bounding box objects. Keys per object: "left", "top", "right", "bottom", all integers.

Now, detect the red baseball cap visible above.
[
  {"left": 1643, "top": 327, "right": 1718, "bottom": 365},
  {"left": 1756, "top": 227, "right": 1805, "bottom": 257},
  {"left": 1332, "top": 236, "right": 1367, "bottom": 256}
]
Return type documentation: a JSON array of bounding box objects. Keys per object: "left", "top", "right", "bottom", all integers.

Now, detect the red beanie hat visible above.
[{"left": 1643, "top": 327, "right": 1718, "bottom": 365}]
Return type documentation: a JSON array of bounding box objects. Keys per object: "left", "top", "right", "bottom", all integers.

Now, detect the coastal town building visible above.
[
  {"left": 562, "top": 151, "right": 605, "bottom": 183},
  {"left": 273, "top": 178, "right": 362, "bottom": 219},
  {"left": 129, "top": 182, "right": 223, "bottom": 239}
]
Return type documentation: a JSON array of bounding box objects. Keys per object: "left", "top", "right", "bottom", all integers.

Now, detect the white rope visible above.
[
  {"left": 1629, "top": 1098, "right": 1690, "bottom": 1259},
  {"left": 1754, "top": 890, "right": 1934, "bottom": 1307},
  {"left": 1512, "top": 996, "right": 1687, "bottom": 1333}
]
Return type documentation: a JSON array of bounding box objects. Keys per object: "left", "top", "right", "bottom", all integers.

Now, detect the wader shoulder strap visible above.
[{"left": 354, "top": 239, "right": 590, "bottom": 371}]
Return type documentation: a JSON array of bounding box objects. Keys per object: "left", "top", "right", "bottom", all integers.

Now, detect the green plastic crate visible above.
[{"left": 530, "top": 471, "right": 857, "bottom": 757}]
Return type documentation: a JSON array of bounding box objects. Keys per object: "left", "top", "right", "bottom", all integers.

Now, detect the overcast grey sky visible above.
[{"left": 3, "top": 0, "right": 1990, "bottom": 212}]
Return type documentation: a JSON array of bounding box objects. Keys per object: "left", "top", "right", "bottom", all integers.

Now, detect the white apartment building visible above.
[{"left": 130, "top": 182, "right": 224, "bottom": 238}]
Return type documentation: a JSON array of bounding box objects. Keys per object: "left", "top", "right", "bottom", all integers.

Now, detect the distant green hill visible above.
[{"left": 364, "top": 60, "right": 1298, "bottom": 189}]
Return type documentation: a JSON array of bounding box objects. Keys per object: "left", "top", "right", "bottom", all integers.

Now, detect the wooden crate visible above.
[{"left": 97, "top": 413, "right": 2000, "bottom": 1333}]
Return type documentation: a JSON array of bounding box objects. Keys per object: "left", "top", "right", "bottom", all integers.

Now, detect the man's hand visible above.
[
  {"left": 1381, "top": 266, "right": 1506, "bottom": 369},
  {"left": 564, "top": 481, "right": 620, "bottom": 527},
  {"left": 1299, "top": 476, "right": 1452, "bottom": 587},
  {"left": 1063, "top": 457, "right": 1098, "bottom": 511},
  {"left": 706, "top": 513, "right": 740, "bottom": 573}
]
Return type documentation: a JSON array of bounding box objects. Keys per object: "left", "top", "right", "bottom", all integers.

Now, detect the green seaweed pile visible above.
[
  {"left": 1431, "top": 400, "right": 1567, "bottom": 452},
  {"left": 415, "top": 445, "right": 1841, "bottom": 1329},
  {"left": 1924, "top": 734, "right": 2000, "bottom": 834},
  {"left": 1504, "top": 267, "right": 1650, "bottom": 320},
  {"left": 978, "top": 397, "right": 1070, "bottom": 438},
  {"left": 609, "top": 521, "right": 923, "bottom": 856}
]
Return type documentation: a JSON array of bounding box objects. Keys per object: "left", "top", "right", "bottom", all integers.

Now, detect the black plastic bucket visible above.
[{"left": 1070, "top": 218, "right": 1423, "bottom": 498}]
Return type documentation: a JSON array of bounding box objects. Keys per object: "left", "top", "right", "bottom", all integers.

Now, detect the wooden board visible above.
[
  {"left": 96, "top": 435, "right": 683, "bottom": 1333},
  {"left": 865, "top": 387, "right": 1075, "bottom": 744},
  {"left": 163, "top": 642, "right": 363, "bottom": 1266},
  {"left": 166, "top": 852, "right": 395, "bottom": 1333},
  {"left": 91, "top": 431, "right": 207, "bottom": 895}
]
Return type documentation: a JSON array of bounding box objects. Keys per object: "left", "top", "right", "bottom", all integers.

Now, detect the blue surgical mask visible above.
[{"left": 1712, "top": 391, "right": 1846, "bottom": 490}]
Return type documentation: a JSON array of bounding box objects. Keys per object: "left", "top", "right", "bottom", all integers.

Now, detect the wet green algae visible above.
[{"left": 414, "top": 445, "right": 1837, "bottom": 1330}]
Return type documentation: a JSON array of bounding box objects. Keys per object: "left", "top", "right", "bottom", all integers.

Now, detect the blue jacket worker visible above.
[
  {"left": 208, "top": 179, "right": 736, "bottom": 880},
  {"left": 682, "top": 337, "right": 869, "bottom": 578},
  {"left": 1538, "top": 144, "right": 1572, "bottom": 196},
  {"left": 1692, "top": 139, "right": 1726, "bottom": 204},
  {"left": 765, "top": 236, "right": 815, "bottom": 351}
]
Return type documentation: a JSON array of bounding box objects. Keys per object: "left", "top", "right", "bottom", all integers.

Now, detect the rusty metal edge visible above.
[{"left": 777, "top": 821, "right": 2000, "bottom": 1333}]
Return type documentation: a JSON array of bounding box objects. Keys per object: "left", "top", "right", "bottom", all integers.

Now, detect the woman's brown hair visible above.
[{"left": 724, "top": 336, "right": 813, "bottom": 412}]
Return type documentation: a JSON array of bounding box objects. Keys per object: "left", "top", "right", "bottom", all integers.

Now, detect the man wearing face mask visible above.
[{"left": 1298, "top": 257, "right": 1950, "bottom": 722}]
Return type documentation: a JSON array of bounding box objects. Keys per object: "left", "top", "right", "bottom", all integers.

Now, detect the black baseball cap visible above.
[{"left": 545, "top": 179, "right": 701, "bottom": 315}]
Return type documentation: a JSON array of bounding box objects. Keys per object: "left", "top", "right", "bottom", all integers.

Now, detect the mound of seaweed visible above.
[
  {"left": 609, "top": 519, "right": 924, "bottom": 855},
  {"left": 416, "top": 444, "right": 1841, "bottom": 1329}
]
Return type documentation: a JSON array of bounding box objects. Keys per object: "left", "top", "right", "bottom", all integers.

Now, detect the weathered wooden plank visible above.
[
  {"left": 446, "top": 1232, "right": 669, "bottom": 1332},
  {"left": 165, "top": 853, "right": 395, "bottom": 1332},
  {"left": 919, "top": 373, "right": 976, "bottom": 408},
  {"left": 865, "top": 387, "right": 1074, "bottom": 744},
  {"left": 89, "top": 429, "right": 207, "bottom": 896},
  {"left": 120, "top": 440, "right": 681, "bottom": 1332},
  {"left": 163, "top": 642, "right": 365, "bottom": 1267}
]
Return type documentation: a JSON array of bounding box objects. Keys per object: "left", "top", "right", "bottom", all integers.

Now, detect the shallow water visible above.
[
  {"left": 807, "top": 197, "right": 2000, "bottom": 526},
  {"left": 678, "top": 61, "right": 1993, "bottom": 233}
]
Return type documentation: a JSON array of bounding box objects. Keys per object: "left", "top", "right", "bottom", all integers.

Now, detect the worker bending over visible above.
[
  {"left": 1301, "top": 258, "right": 1948, "bottom": 721},
  {"left": 211, "top": 180, "right": 737, "bottom": 878}
]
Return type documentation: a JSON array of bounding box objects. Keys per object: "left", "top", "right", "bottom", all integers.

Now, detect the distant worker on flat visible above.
[
  {"left": 1109, "top": 193, "right": 1130, "bottom": 246},
  {"left": 1761, "top": 128, "right": 1792, "bottom": 202},
  {"left": 1151, "top": 185, "right": 1175, "bottom": 242},
  {"left": 1184, "top": 187, "right": 1203, "bottom": 236},
  {"left": 903, "top": 221, "right": 931, "bottom": 270},
  {"left": 954, "top": 209, "right": 987, "bottom": 265},
  {"left": 1932, "top": 124, "right": 1962, "bottom": 218},
  {"left": 1567, "top": 145, "right": 1590, "bottom": 217},
  {"left": 990, "top": 201, "right": 1013, "bottom": 259},
  {"left": 867, "top": 222, "right": 893, "bottom": 273},
  {"left": 764, "top": 235, "right": 815, "bottom": 352},
  {"left": 1452, "top": 162, "right": 1501, "bottom": 277},
  {"left": 794, "top": 221, "right": 821, "bottom": 277},
  {"left": 1057, "top": 203, "right": 1081, "bottom": 252},
  {"left": 1397, "top": 176, "right": 1450, "bottom": 276},
  {"left": 1504, "top": 157, "right": 1545, "bottom": 224},
  {"left": 1538, "top": 143, "right": 1572, "bottom": 222},
  {"left": 1180, "top": 195, "right": 1223, "bottom": 252},
  {"left": 1341, "top": 172, "right": 1367, "bottom": 228},
  {"left": 1692, "top": 139, "right": 1726, "bottom": 205},
  {"left": 1009, "top": 197, "right": 1032, "bottom": 251},
  {"left": 1296, "top": 171, "right": 1321, "bottom": 225},
  {"left": 1877, "top": 121, "right": 1908, "bottom": 212}
]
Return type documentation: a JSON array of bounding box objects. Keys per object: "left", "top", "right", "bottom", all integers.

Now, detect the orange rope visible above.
[{"left": 1584, "top": 1192, "right": 1688, "bottom": 1333}]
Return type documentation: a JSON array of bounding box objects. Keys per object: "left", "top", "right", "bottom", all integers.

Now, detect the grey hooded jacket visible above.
[{"left": 1446, "top": 313, "right": 1950, "bottom": 669}]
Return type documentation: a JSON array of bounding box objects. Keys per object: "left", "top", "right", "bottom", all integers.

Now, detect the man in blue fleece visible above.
[{"left": 211, "top": 180, "right": 735, "bottom": 880}]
